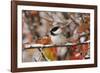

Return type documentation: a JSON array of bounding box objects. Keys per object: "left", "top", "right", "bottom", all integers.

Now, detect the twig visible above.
[
  {"left": 70, "top": 15, "right": 80, "bottom": 26},
  {"left": 38, "top": 48, "right": 50, "bottom": 61},
  {"left": 24, "top": 41, "right": 90, "bottom": 50}
]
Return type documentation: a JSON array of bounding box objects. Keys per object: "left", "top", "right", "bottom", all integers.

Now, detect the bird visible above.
[
  {"left": 50, "top": 26, "right": 67, "bottom": 45},
  {"left": 49, "top": 26, "right": 68, "bottom": 60}
]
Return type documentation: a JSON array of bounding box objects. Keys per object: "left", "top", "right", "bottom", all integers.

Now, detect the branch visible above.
[{"left": 24, "top": 41, "right": 90, "bottom": 50}]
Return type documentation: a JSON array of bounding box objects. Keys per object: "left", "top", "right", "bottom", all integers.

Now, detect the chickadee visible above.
[
  {"left": 50, "top": 26, "right": 67, "bottom": 60},
  {"left": 50, "top": 26, "right": 67, "bottom": 45}
]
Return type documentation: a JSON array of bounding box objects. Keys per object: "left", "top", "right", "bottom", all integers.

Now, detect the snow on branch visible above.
[{"left": 24, "top": 40, "right": 90, "bottom": 50}]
